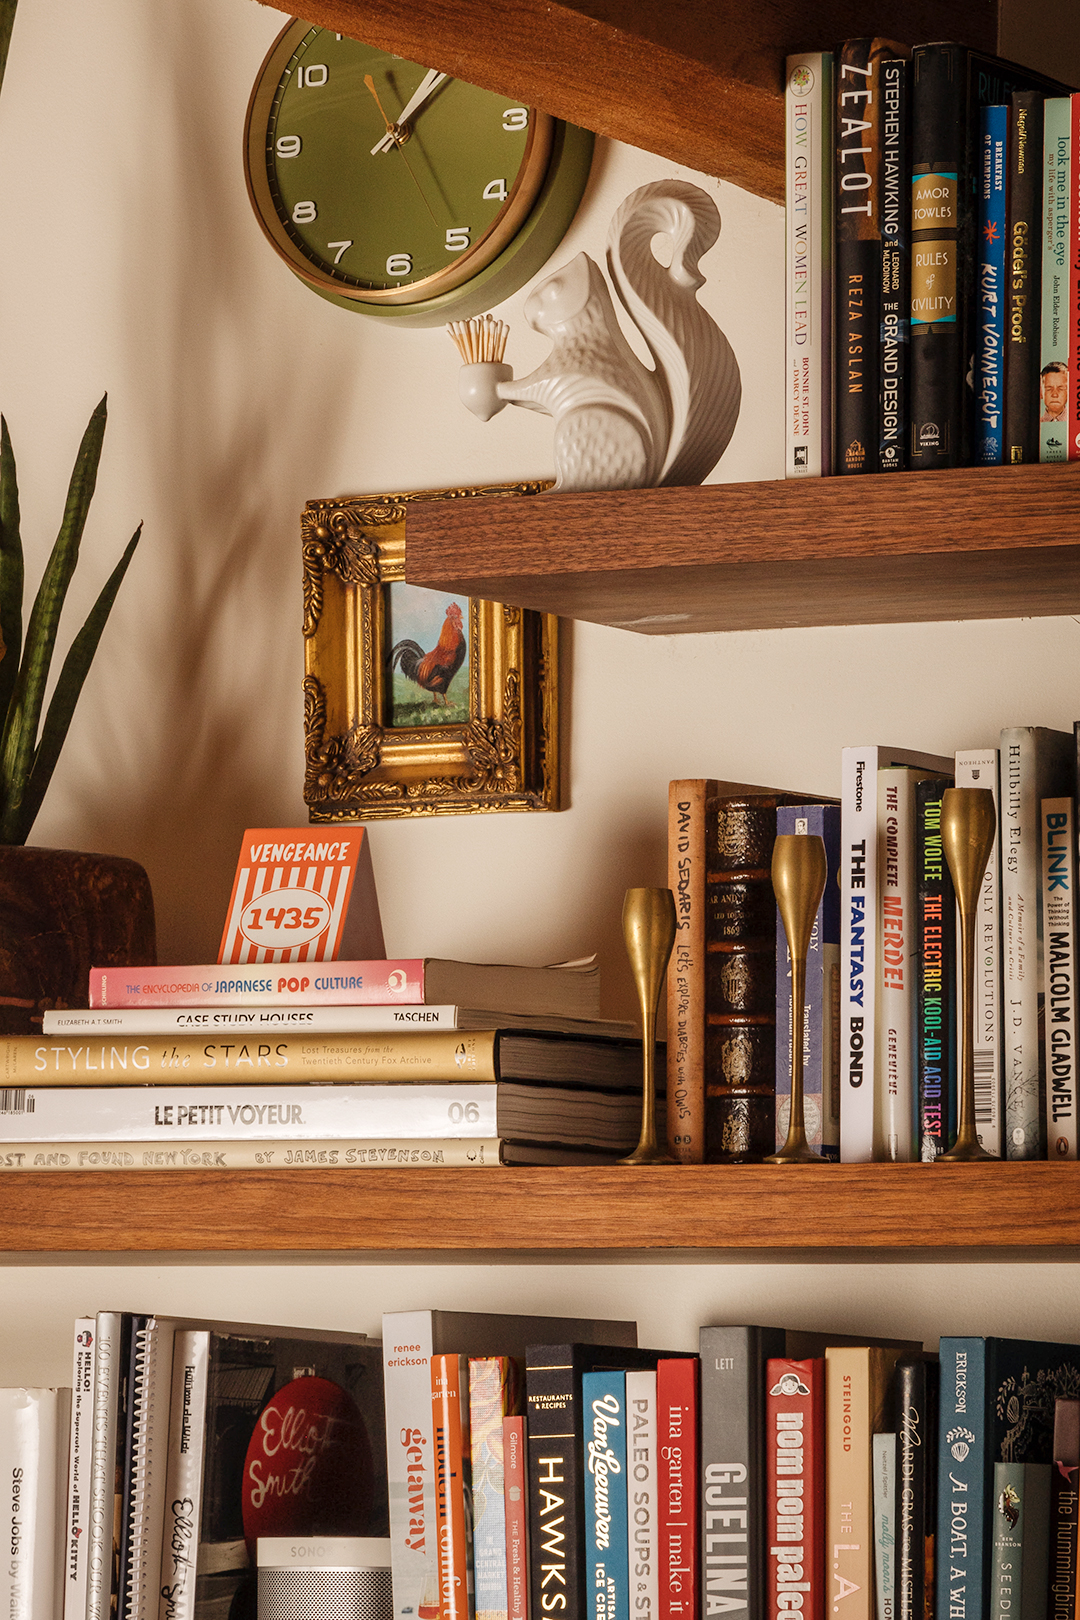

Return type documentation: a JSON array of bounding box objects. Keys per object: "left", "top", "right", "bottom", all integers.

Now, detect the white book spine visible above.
[
  {"left": 43, "top": 1005, "right": 461, "bottom": 1035},
  {"left": 157, "top": 1331, "right": 210, "bottom": 1620},
  {"left": 1042, "top": 796, "right": 1079, "bottom": 1158},
  {"left": 382, "top": 1312, "right": 439, "bottom": 1620},
  {"left": 63, "top": 1323, "right": 97, "bottom": 1620},
  {"left": 1, "top": 1387, "right": 70, "bottom": 1620},
  {"left": 0, "top": 1084, "right": 498, "bottom": 1141},
  {"left": 786, "top": 51, "right": 834, "bottom": 477},
  {"left": 86, "top": 1315, "right": 122, "bottom": 1620},
  {"left": 954, "top": 749, "right": 1003, "bottom": 1155},
  {"left": 624, "top": 1370, "right": 658, "bottom": 1620},
  {"left": 1041, "top": 98, "right": 1071, "bottom": 464},
  {"left": 1, "top": 1139, "right": 501, "bottom": 1171},
  {"left": 876, "top": 771, "right": 918, "bottom": 1161}
]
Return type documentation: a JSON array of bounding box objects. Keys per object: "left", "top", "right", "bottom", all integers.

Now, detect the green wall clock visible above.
[{"left": 244, "top": 21, "right": 595, "bottom": 327}]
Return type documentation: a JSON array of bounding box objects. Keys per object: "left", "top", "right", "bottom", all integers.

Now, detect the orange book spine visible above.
[{"left": 433, "top": 1352, "right": 473, "bottom": 1620}]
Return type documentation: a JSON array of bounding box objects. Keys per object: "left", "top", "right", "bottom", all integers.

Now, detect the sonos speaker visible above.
[{"left": 257, "top": 1539, "right": 393, "bottom": 1620}]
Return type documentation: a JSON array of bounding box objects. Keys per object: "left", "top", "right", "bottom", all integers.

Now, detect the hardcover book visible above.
[
  {"left": 1041, "top": 797, "right": 1079, "bottom": 1157},
  {"left": 1048, "top": 1400, "right": 1079, "bottom": 1620},
  {"left": 657, "top": 1359, "right": 697, "bottom": 1620},
  {"left": 825, "top": 1346, "right": 907, "bottom": 1620},
  {"left": 915, "top": 777, "right": 957, "bottom": 1160},
  {"left": 989, "top": 1461, "right": 1050, "bottom": 1620},
  {"left": 503, "top": 1417, "right": 528, "bottom": 1620},
  {"left": 469, "top": 1357, "right": 522, "bottom": 1620},
  {"left": 625, "top": 1369, "right": 658, "bottom": 1620},
  {"left": 786, "top": 52, "right": 834, "bottom": 477},
  {"left": 1, "top": 1386, "right": 70, "bottom": 1620},
  {"left": 63, "top": 1321, "right": 97, "bottom": 1620},
  {"left": 976, "top": 104, "right": 1008, "bottom": 464},
  {"left": 878, "top": 56, "right": 909, "bottom": 472},
  {"left": 872, "top": 1434, "right": 897, "bottom": 1620},
  {"left": 1040, "top": 98, "right": 1071, "bottom": 463},
  {"left": 774, "top": 805, "right": 841, "bottom": 1161},
  {"left": 583, "top": 1370, "right": 629, "bottom": 1620},
  {"left": 954, "top": 749, "right": 1004, "bottom": 1155},
  {"left": 1004, "top": 92, "right": 1044, "bottom": 464},
  {"left": 765, "top": 1359, "right": 824, "bottom": 1620},
  {"left": 894, "top": 1356, "right": 938, "bottom": 1620},
  {"left": 432, "top": 1355, "right": 472, "bottom": 1620}
]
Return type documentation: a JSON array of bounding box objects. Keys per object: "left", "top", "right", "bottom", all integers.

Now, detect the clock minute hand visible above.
[{"left": 370, "top": 68, "right": 449, "bottom": 154}]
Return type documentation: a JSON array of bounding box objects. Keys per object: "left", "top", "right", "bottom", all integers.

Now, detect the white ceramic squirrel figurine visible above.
[{"left": 454, "top": 180, "right": 742, "bottom": 491}]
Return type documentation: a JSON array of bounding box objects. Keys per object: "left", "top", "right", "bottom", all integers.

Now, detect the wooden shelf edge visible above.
[{"left": 4, "top": 1162, "right": 1078, "bottom": 1254}]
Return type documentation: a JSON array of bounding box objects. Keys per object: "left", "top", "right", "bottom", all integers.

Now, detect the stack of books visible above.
[
  {"left": 784, "top": 38, "right": 1078, "bottom": 477},
  {"left": 0, "top": 954, "right": 654, "bottom": 1170}
]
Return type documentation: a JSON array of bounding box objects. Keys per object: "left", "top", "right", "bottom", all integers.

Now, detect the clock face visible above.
[{"left": 245, "top": 23, "right": 588, "bottom": 322}]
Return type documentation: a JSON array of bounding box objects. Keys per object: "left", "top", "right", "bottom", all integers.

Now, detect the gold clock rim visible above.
[{"left": 244, "top": 18, "right": 557, "bottom": 307}]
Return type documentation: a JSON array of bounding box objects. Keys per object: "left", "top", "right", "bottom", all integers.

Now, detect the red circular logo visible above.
[{"left": 240, "top": 1375, "right": 374, "bottom": 1553}]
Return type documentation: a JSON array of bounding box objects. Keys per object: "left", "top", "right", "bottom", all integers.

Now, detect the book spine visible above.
[
  {"left": 835, "top": 39, "right": 886, "bottom": 475},
  {"left": 470, "top": 1359, "right": 520, "bottom": 1620},
  {"left": 1041, "top": 98, "right": 1071, "bottom": 462},
  {"left": 775, "top": 806, "right": 841, "bottom": 1160},
  {"left": 909, "top": 43, "right": 965, "bottom": 469},
  {"left": 879, "top": 57, "right": 909, "bottom": 471},
  {"left": 1042, "top": 797, "right": 1079, "bottom": 1157},
  {"left": 0, "top": 1139, "right": 502, "bottom": 1170},
  {"left": 3, "top": 1028, "right": 496, "bottom": 1083},
  {"left": 935, "top": 1338, "right": 987, "bottom": 1620},
  {"left": 384, "top": 1313, "right": 439, "bottom": 1620},
  {"left": 877, "top": 771, "right": 920, "bottom": 1161},
  {"left": 954, "top": 750, "right": 1004, "bottom": 1155},
  {"left": 872, "top": 1434, "right": 897, "bottom": 1620},
  {"left": 1072, "top": 93, "right": 1080, "bottom": 464},
  {"left": 526, "top": 1347, "right": 586, "bottom": 1620},
  {"left": 584, "top": 1371, "right": 629, "bottom": 1620},
  {"left": 656, "top": 1360, "right": 698, "bottom": 1620},
  {"left": 503, "top": 1418, "right": 528, "bottom": 1620},
  {"left": 44, "top": 1005, "right": 463, "bottom": 1034},
  {"left": 765, "top": 1358, "right": 824, "bottom": 1620},
  {"left": 433, "top": 1355, "right": 473, "bottom": 1620},
  {"left": 916, "top": 778, "right": 957, "bottom": 1160},
  {"left": 86, "top": 1313, "right": 125, "bottom": 1620},
  {"left": 0, "top": 1387, "right": 68, "bottom": 1620},
  {"left": 894, "top": 1359, "right": 937, "bottom": 1620},
  {"left": 990, "top": 1459, "right": 1025, "bottom": 1620},
  {"left": 625, "top": 1370, "right": 658, "bottom": 1620},
  {"left": 64, "top": 1321, "right": 98, "bottom": 1620},
  {"left": 976, "top": 104, "right": 1008, "bottom": 464},
  {"left": 117, "top": 1317, "right": 153, "bottom": 1620},
  {"left": 1020, "top": 1466, "right": 1051, "bottom": 1620},
  {"left": 156, "top": 1330, "right": 210, "bottom": 1620},
  {"left": 0, "top": 1086, "right": 499, "bottom": 1142},
  {"left": 825, "top": 1348, "right": 901, "bottom": 1620},
  {"left": 1004, "top": 93, "right": 1044, "bottom": 464},
  {"left": 700, "top": 1326, "right": 782, "bottom": 1620},
  {"left": 666, "top": 780, "right": 711, "bottom": 1161},
  {"left": 1048, "top": 1402, "right": 1079, "bottom": 1620},
  {"left": 841, "top": 748, "right": 881, "bottom": 1160},
  {"left": 90, "top": 959, "right": 426, "bottom": 1008},
  {"left": 786, "top": 52, "right": 833, "bottom": 477}
]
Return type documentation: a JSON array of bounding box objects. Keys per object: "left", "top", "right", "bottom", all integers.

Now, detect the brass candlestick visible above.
[
  {"left": 937, "top": 786, "right": 998, "bottom": 1162},
  {"left": 765, "top": 833, "right": 829, "bottom": 1164},
  {"left": 619, "top": 886, "right": 676, "bottom": 1165}
]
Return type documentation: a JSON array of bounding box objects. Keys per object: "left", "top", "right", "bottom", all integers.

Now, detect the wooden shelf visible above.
[
  {"left": 404, "top": 464, "right": 1080, "bottom": 634},
  {"left": 5, "top": 1162, "right": 1080, "bottom": 1257},
  {"left": 254, "top": 0, "right": 997, "bottom": 203}
]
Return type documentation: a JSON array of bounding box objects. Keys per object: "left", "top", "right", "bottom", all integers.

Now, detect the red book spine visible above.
[
  {"left": 656, "top": 1357, "right": 699, "bottom": 1620},
  {"left": 504, "top": 1416, "right": 528, "bottom": 1620},
  {"left": 1071, "top": 92, "right": 1080, "bottom": 461},
  {"left": 432, "top": 1354, "right": 473, "bottom": 1620},
  {"left": 766, "top": 1358, "right": 825, "bottom": 1620}
]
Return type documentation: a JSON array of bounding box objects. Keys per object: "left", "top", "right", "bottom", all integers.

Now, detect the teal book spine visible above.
[{"left": 584, "top": 1370, "right": 629, "bottom": 1620}]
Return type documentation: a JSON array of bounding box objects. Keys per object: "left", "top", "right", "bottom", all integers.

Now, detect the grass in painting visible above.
[{"left": 391, "top": 670, "right": 469, "bottom": 727}]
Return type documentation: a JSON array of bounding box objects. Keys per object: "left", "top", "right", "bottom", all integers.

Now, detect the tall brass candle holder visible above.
[
  {"left": 937, "top": 785, "right": 998, "bottom": 1162},
  {"left": 619, "top": 886, "right": 676, "bottom": 1166},
  {"left": 765, "top": 833, "right": 828, "bottom": 1165}
]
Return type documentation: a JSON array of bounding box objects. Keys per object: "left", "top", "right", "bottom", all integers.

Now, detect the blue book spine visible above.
[
  {"left": 775, "top": 803, "right": 841, "bottom": 1158},
  {"left": 584, "top": 1370, "right": 629, "bottom": 1620},
  {"left": 936, "top": 1338, "right": 988, "bottom": 1620},
  {"left": 977, "top": 105, "right": 1008, "bottom": 464}
]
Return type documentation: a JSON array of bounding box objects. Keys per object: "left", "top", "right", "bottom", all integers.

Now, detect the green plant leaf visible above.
[
  {"left": 0, "top": 395, "right": 107, "bottom": 828},
  {"left": 12, "top": 522, "right": 142, "bottom": 843},
  {"left": 0, "top": 0, "right": 18, "bottom": 104},
  {"left": 0, "top": 417, "right": 24, "bottom": 734}
]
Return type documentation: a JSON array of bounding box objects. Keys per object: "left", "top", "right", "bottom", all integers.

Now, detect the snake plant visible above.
[{"left": 0, "top": 0, "right": 141, "bottom": 844}]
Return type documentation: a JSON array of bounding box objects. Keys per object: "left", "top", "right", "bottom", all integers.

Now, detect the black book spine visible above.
[
  {"left": 699, "top": 1325, "right": 786, "bottom": 1620},
  {"left": 895, "top": 1357, "right": 939, "bottom": 1620},
  {"left": 1004, "top": 91, "right": 1044, "bottom": 464},
  {"left": 916, "top": 778, "right": 957, "bottom": 1159},
  {"left": 880, "top": 57, "right": 910, "bottom": 471},
  {"left": 836, "top": 39, "right": 887, "bottom": 474}
]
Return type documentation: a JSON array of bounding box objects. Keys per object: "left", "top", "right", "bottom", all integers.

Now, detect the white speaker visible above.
[{"left": 257, "top": 1538, "right": 393, "bottom": 1620}]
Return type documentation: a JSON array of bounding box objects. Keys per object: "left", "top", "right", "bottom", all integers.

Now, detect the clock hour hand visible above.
[{"left": 369, "top": 68, "right": 449, "bottom": 154}]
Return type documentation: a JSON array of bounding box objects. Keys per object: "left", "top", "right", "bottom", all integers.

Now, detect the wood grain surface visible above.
[
  {"left": 404, "top": 464, "right": 1080, "bottom": 632},
  {"left": 4, "top": 1162, "right": 1078, "bottom": 1254},
  {"left": 252, "top": 0, "right": 995, "bottom": 202}
]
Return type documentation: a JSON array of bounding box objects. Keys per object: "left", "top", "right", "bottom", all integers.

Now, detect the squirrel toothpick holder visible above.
[{"left": 449, "top": 181, "right": 743, "bottom": 493}]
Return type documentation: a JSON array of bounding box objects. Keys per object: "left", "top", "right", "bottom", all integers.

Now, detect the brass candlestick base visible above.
[
  {"left": 766, "top": 833, "right": 829, "bottom": 1165},
  {"left": 619, "top": 886, "right": 676, "bottom": 1165},
  {"left": 937, "top": 786, "right": 998, "bottom": 1162}
]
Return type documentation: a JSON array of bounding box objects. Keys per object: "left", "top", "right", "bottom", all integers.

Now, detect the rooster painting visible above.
[{"left": 388, "top": 598, "right": 468, "bottom": 723}]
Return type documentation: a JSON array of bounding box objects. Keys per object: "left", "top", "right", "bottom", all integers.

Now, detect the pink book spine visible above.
[
  {"left": 503, "top": 1416, "right": 528, "bottom": 1620},
  {"left": 656, "top": 1357, "right": 698, "bottom": 1620},
  {"left": 766, "top": 1358, "right": 825, "bottom": 1620},
  {"left": 1072, "top": 92, "right": 1080, "bottom": 461},
  {"left": 88, "top": 959, "right": 425, "bottom": 1007}
]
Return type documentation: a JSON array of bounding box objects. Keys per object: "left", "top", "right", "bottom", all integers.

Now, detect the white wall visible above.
[{"left": 3, "top": 0, "right": 1080, "bottom": 1358}]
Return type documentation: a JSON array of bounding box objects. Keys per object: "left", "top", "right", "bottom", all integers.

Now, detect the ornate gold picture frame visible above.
[{"left": 303, "top": 486, "right": 560, "bottom": 820}]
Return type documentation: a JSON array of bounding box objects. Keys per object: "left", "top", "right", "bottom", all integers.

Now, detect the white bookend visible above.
[
  {"left": 63, "top": 1322, "right": 97, "bottom": 1620},
  {"left": 954, "top": 749, "right": 1003, "bottom": 1155},
  {"left": 786, "top": 51, "right": 834, "bottom": 477},
  {"left": 156, "top": 1331, "right": 211, "bottom": 1620},
  {"left": 1042, "top": 796, "right": 1079, "bottom": 1158},
  {"left": 624, "top": 1370, "right": 658, "bottom": 1620},
  {"left": 840, "top": 745, "right": 952, "bottom": 1161},
  {"left": 1, "top": 1386, "right": 71, "bottom": 1620}
]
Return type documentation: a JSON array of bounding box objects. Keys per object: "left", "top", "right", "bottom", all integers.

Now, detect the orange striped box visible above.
[{"left": 218, "top": 827, "right": 381, "bottom": 964}]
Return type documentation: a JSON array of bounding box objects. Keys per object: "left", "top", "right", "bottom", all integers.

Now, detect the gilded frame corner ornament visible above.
[{"left": 302, "top": 485, "right": 560, "bottom": 821}]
